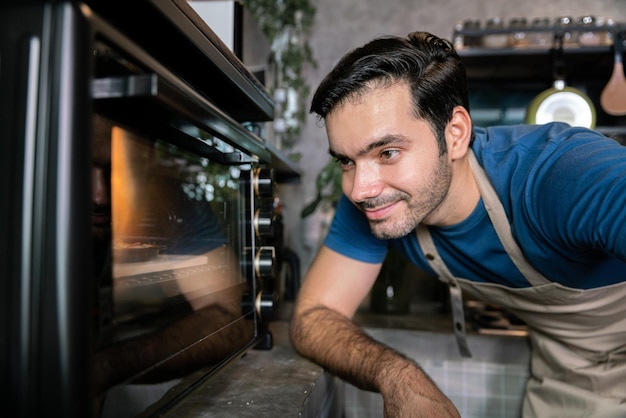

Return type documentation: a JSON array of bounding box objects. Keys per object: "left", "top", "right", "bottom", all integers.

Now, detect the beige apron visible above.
[{"left": 416, "top": 151, "right": 626, "bottom": 417}]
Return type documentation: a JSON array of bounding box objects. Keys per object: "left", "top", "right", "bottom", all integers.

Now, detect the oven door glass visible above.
[{"left": 92, "top": 114, "right": 257, "bottom": 402}]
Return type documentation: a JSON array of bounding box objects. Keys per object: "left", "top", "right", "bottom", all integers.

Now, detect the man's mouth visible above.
[
  {"left": 92, "top": 210, "right": 111, "bottom": 226},
  {"left": 362, "top": 201, "right": 399, "bottom": 221}
]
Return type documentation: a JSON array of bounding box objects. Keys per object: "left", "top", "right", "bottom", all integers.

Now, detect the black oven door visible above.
[
  {"left": 90, "top": 11, "right": 275, "bottom": 416},
  {"left": 1, "top": 2, "right": 285, "bottom": 417},
  {"left": 91, "top": 112, "right": 265, "bottom": 416}
]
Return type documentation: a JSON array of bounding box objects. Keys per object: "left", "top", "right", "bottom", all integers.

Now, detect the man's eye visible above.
[
  {"left": 380, "top": 149, "right": 399, "bottom": 160},
  {"left": 334, "top": 157, "right": 353, "bottom": 167}
]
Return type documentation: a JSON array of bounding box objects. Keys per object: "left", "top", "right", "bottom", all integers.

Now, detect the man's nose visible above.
[
  {"left": 92, "top": 167, "right": 109, "bottom": 206},
  {"left": 348, "top": 162, "right": 382, "bottom": 202}
]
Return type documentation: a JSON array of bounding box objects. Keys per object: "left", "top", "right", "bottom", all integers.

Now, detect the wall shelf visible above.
[{"left": 456, "top": 25, "right": 626, "bottom": 140}]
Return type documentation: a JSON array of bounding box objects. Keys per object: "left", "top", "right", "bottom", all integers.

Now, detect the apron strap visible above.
[
  {"left": 415, "top": 150, "right": 551, "bottom": 357},
  {"left": 468, "top": 151, "right": 550, "bottom": 286},
  {"left": 417, "top": 225, "right": 472, "bottom": 358}
]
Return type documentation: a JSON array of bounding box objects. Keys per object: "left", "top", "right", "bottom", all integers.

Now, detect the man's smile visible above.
[{"left": 361, "top": 200, "right": 400, "bottom": 221}]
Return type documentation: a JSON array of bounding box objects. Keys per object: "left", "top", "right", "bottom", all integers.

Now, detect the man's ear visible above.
[{"left": 446, "top": 106, "right": 473, "bottom": 161}]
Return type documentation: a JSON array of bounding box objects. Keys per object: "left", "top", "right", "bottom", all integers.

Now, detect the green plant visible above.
[
  {"left": 239, "top": 0, "right": 331, "bottom": 217},
  {"left": 240, "top": 0, "right": 317, "bottom": 143},
  {"left": 300, "top": 157, "right": 343, "bottom": 218}
]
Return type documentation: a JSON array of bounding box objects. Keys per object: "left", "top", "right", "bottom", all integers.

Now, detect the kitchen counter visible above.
[
  {"left": 137, "top": 303, "right": 454, "bottom": 418},
  {"left": 138, "top": 301, "right": 529, "bottom": 417},
  {"left": 140, "top": 318, "right": 343, "bottom": 417}
]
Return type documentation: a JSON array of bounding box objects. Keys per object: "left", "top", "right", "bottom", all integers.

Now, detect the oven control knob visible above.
[
  {"left": 253, "top": 167, "right": 274, "bottom": 197},
  {"left": 254, "top": 209, "right": 274, "bottom": 238},
  {"left": 240, "top": 291, "right": 276, "bottom": 321},
  {"left": 255, "top": 291, "right": 276, "bottom": 321},
  {"left": 254, "top": 246, "right": 276, "bottom": 279}
]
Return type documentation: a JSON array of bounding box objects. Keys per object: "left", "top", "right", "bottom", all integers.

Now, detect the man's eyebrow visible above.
[{"left": 329, "top": 134, "right": 409, "bottom": 160}]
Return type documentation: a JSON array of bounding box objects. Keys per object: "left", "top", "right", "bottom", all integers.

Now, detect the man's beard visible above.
[
  {"left": 92, "top": 225, "right": 111, "bottom": 243},
  {"left": 361, "top": 156, "right": 452, "bottom": 240},
  {"left": 91, "top": 202, "right": 111, "bottom": 242}
]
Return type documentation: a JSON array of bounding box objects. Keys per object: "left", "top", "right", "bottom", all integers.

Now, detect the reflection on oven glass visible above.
[
  {"left": 110, "top": 126, "right": 245, "bottom": 316},
  {"left": 91, "top": 114, "right": 254, "bottom": 415}
]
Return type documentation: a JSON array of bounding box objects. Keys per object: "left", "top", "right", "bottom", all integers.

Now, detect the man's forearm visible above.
[
  {"left": 290, "top": 305, "right": 426, "bottom": 392},
  {"left": 290, "top": 305, "right": 460, "bottom": 417}
]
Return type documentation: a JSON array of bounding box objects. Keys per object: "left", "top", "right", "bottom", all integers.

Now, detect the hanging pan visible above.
[{"left": 526, "top": 34, "right": 596, "bottom": 128}]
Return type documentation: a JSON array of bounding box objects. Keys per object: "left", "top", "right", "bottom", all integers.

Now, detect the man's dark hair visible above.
[{"left": 310, "top": 31, "right": 472, "bottom": 154}]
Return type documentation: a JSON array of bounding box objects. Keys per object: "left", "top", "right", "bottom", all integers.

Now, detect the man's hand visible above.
[
  {"left": 290, "top": 246, "right": 459, "bottom": 417},
  {"left": 379, "top": 361, "right": 460, "bottom": 418},
  {"left": 292, "top": 304, "right": 459, "bottom": 417}
]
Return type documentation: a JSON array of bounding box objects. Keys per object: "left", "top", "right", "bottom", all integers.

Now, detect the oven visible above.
[{"left": 0, "top": 1, "right": 299, "bottom": 417}]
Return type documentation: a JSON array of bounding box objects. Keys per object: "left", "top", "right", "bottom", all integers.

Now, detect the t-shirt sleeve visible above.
[
  {"left": 528, "top": 131, "right": 626, "bottom": 260},
  {"left": 323, "top": 194, "right": 388, "bottom": 263},
  {"left": 164, "top": 198, "right": 228, "bottom": 255}
]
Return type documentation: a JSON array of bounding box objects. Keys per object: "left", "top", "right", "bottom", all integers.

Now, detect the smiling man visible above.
[
  {"left": 326, "top": 81, "right": 473, "bottom": 237},
  {"left": 289, "top": 31, "right": 626, "bottom": 417}
]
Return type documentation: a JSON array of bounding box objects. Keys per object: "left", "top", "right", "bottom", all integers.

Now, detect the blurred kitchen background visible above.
[
  {"left": 278, "top": 0, "right": 625, "bottom": 277},
  {"left": 273, "top": 3, "right": 625, "bottom": 415}
]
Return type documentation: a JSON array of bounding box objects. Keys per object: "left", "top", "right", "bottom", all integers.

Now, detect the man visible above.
[{"left": 290, "top": 31, "right": 626, "bottom": 417}]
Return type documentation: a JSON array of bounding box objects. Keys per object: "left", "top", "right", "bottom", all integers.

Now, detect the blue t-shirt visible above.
[{"left": 324, "top": 122, "right": 626, "bottom": 289}]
